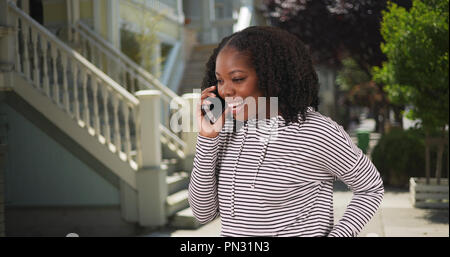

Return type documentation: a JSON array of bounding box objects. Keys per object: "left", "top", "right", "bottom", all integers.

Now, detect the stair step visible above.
[
  {"left": 191, "top": 49, "right": 215, "bottom": 57},
  {"left": 193, "top": 44, "right": 217, "bottom": 51},
  {"left": 161, "top": 142, "right": 183, "bottom": 160},
  {"left": 181, "top": 75, "right": 204, "bottom": 81},
  {"left": 166, "top": 189, "right": 189, "bottom": 217},
  {"left": 178, "top": 44, "right": 218, "bottom": 96},
  {"left": 186, "top": 61, "right": 208, "bottom": 67},
  {"left": 192, "top": 47, "right": 215, "bottom": 54},
  {"left": 167, "top": 171, "right": 190, "bottom": 195},
  {"left": 183, "top": 75, "right": 205, "bottom": 81},
  {"left": 178, "top": 86, "right": 202, "bottom": 96},
  {"left": 180, "top": 81, "right": 203, "bottom": 89},
  {"left": 161, "top": 158, "right": 179, "bottom": 175},
  {"left": 190, "top": 56, "right": 213, "bottom": 62},
  {"left": 182, "top": 68, "right": 207, "bottom": 75},
  {"left": 190, "top": 53, "right": 214, "bottom": 61},
  {"left": 182, "top": 74, "right": 206, "bottom": 80},
  {"left": 169, "top": 207, "right": 202, "bottom": 229}
]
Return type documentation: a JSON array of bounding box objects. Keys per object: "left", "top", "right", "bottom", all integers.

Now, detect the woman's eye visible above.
[{"left": 216, "top": 78, "right": 244, "bottom": 84}]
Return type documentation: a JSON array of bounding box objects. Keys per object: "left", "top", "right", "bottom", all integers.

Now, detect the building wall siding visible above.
[{"left": 0, "top": 103, "right": 120, "bottom": 207}]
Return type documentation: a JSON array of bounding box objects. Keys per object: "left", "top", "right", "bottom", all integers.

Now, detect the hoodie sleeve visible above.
[
  {"left": 188, "top": 134, "right": 222, "bottom": 224},
  {"left": 317, "top": 119, "right": 384, "bottom": 237}
]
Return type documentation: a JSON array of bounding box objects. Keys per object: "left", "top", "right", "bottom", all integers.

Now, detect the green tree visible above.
[
  {"left": 337, "top": 58, "right": 371, "bottom": 91},
  {"left": 120, "top": 9, "right": 167, "bottom": 77},
  {"left": 373, "top": 0, "right": 449, "bottom": 183},
  {"left": 336, "top": 58, "right": 388, "bottom": 131},
  {"left": 337, "top": 57, "right": 404, "bottom": 132}
]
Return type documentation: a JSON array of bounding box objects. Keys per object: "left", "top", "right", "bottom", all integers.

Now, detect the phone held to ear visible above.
[{"left": 201, "top": 87, "right": 226, "bottom": 124}]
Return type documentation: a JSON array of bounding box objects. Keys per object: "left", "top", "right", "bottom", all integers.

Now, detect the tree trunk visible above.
[
  {"left": 424, "top": 128, "right": 448, "bottom": 185},
  {"left": 374, "top": 107, "right": 381, "bottom": 133},
  {"left": 435, "top": 142, "right": 444, "bottom": 185},
  {"left": 379, "top": 107, "right": 386, "bottom": 134},
  {"left": 392, "top": 104, "right": 404, "bottom": 129},
  {"left": 425, "top": 132, "right": 430, "bottom": 185},
  {"left": 435, "top": 126, "right": 449, "bottom": 185}
]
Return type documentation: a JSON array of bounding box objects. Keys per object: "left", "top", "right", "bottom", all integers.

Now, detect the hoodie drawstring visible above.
[
  {"left": 227, "top": 117, "right": 278, "bottom": 217},
  {"left": 229, "top": 120, "right": 249, "bottom": 218}
]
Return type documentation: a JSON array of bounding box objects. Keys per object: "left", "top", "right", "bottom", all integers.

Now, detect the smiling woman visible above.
[
  {"left": 214, "top": 47, "right": 264, "bottom": 121},
  {"left": 202, "top": 26, "right": 320, "bottom": 126},
  {"left": 189, "top": 26, "right": 384, "bottom": 237}
]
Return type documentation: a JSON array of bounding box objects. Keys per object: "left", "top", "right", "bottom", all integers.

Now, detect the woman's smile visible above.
[{"left": 230, "top": 101, "right": 245, "bottom": 115}]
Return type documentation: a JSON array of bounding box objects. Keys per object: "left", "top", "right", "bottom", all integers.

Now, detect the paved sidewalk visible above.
[
  {"left": 144, "top": 182, "right": 449, "bottom": 237},
  {"left": 334, "top": 185, "right": 449, "bottom": 237}
]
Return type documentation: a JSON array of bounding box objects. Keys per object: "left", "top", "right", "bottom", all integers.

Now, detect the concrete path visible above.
[{"left": 334, "top": 185, "right": 449, "bottom": 237}]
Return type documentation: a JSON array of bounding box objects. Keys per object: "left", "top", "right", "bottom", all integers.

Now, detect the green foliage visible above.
[
  {"left": 372, "top": 0, "right": 449, "bottom": 132},
  {"left": 372, "top": 127, "right": 449, "bottom": 187},
  {"left": 120, "top": 29, "right": 141, "bottom": 64},
  {"left": 120, "top": 9, "right": 167, "bottom": 77},
  {"left": 336, "top": 57, "right": 371, "bottom": 91}
]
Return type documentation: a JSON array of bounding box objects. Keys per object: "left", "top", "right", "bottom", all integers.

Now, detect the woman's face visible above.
[{"left": 215, "top": 46, "right": 265, "bottom": 121}]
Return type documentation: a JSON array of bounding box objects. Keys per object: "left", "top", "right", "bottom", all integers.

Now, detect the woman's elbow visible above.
[{"left": 191, "top": 206, "right": 218, "bottom": 224}]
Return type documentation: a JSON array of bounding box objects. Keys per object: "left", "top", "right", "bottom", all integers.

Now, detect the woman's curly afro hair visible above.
[{"left": 201, "top": 26, "right": 320, "bottom": 125}]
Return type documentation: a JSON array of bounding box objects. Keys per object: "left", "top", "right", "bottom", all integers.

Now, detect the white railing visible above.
[
  {"left": 72, "top": 21, "right": 186, "bottom": 158},
  {"left": 9, "top": 2, "right": 143, "bottom": 169}
]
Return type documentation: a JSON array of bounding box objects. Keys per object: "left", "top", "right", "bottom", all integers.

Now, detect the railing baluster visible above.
[
  {"left": 135, "top": 74, "right": 141, "bottom": 91},
  {"left": 61, "top": 53, "right": 70, "bottom": 114},
  {"left": 97, "top": 45, "right": 103, "bottom": 70},
  {"left": 31, "top": 27, "right": 40, "bottom": 89},
  {"left": 72, "top": 64, "right": 80, "bottom": 121},
  {"left": 89, "top": 40, "right": 95, "bottom": 65},
  {"left": 102, "top": 86, "right": 111, "bottom": 146},
  {"left": 83, "top": 69, "right": 90, "bottom": 127},
  {"left": 163, "top": 101, "right": 168, "bottom": 129},
  {"left": 82, "top": 38, "right": 88, "bottom": 60},
  {"left": 129, "top": 70, "right": 136, "bottom": 93},
  {"left": 123, "top": 103, "right": 132, "bottom": 162},
  {"left": 22, "top": 22, "right": 31, "bottom": 79},
  {"left": 15, "top": 16, "right": 22, "bottom": 73},
  {"left": 92, "top": 78, "right": 101, "bottom": 137},
  {"left": 41, "top": 38, "right": 50, "bottom": 96},
  {"left": 134, "top": 107, "right": 142, "bottom": 166},
  {"left": 51, "top": 46, "right": 59, "bottom": 106},
  {"left": 8, "top": 4, "right": 142, "bottom": 167},
  {"left": 108, "top": 57, "right": 116, "bottom": 82},
  {"left": 74, "top": 21, "right": 185, "bottom": 150},
  {"left": 120, "top": 65, "right": 127, "bottom": 88},
  {"left": 113, "top": 94, "right": 122, "bottom": 154}
]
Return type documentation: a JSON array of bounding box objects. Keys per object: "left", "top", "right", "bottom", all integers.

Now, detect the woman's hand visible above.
[{"left": 196, "top": 85, "right": 230, "bottom": 138}]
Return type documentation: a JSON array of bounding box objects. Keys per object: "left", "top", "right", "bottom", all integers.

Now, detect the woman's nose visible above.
[{"left": 220, "top": 83, "right": 235, "bottom": 98}]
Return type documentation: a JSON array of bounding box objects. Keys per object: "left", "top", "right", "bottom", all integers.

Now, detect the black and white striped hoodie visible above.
[{"left": 188, "top": 107, "right": 384, "bottom": 237}]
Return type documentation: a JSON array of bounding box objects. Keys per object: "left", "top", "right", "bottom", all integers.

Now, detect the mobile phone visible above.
[{"left": 201, "top": 87, "right": 226, "bottom": 124}]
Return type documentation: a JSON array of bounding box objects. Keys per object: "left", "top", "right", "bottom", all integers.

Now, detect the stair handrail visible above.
[
  {"left": 73, "top": 20, "right": 188, "bottom": 158},
  {"left": 8, "top": 2, "right": 143, "bottom": 169},
  {"left": 8, "top": 3, "right": 139, "bottom": 106},
  {"left": 73, "top": 21, "right": 184, "bottom": 106}
]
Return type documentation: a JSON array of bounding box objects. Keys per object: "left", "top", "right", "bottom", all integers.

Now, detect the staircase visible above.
[
  {"left": 177, "top": 44, "right": 217, "bottom": 96},
  {"left": 1, "top": 1, "right": 201, "bottom": 231}
]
